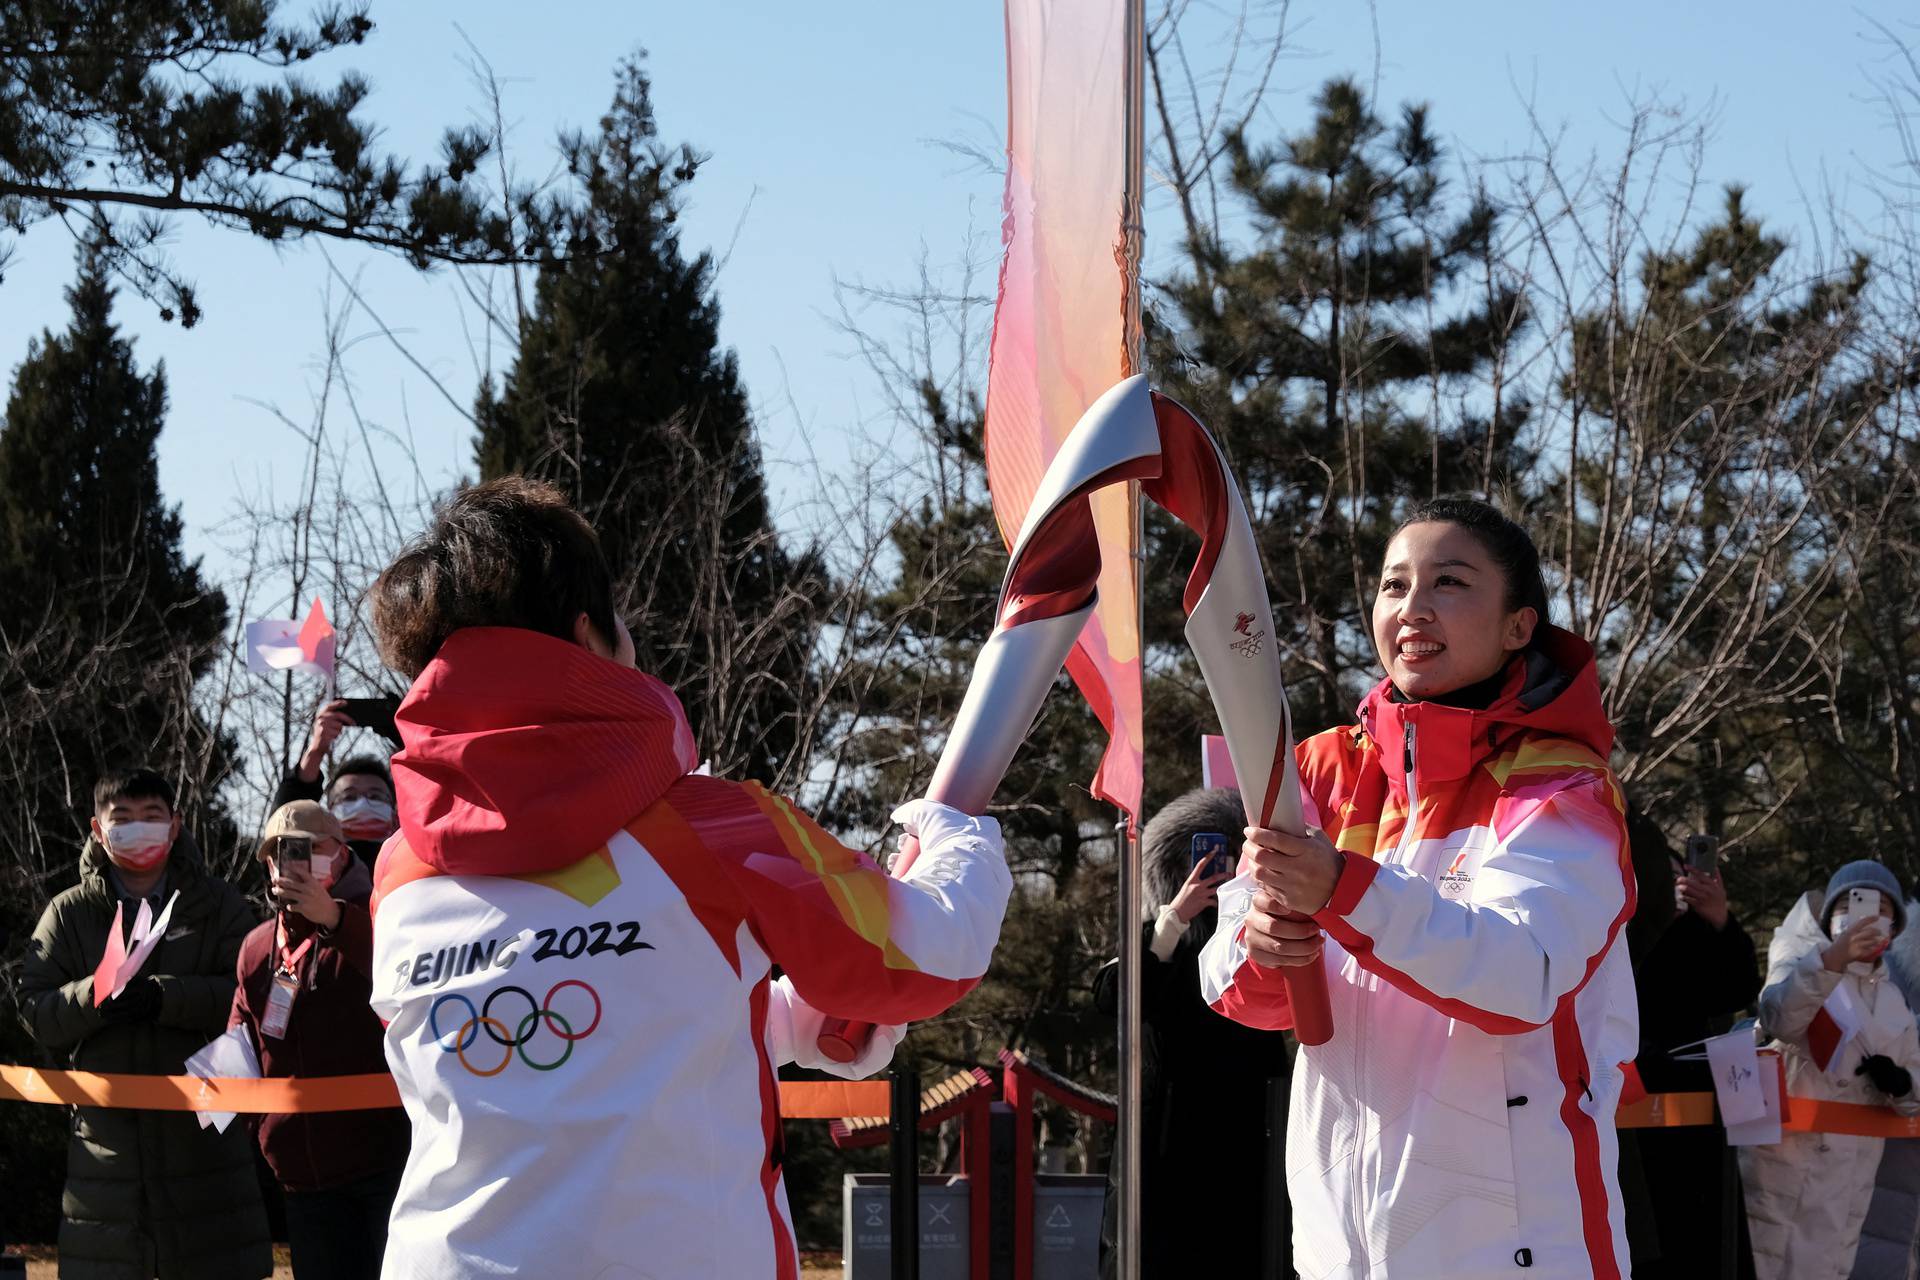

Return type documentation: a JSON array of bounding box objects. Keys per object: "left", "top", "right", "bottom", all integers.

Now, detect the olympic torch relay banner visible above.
[{"left": 987, "top": 0, "right": 1142, "bottom": 819}]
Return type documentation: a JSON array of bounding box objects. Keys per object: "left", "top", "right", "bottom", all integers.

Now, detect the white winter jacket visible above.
[
  {"left": 1742, "top": 892, "right": 1920, "bottom": 1280},
  {"left": 1202, "top": 638, "right": 1639, "bottom": 1279}
]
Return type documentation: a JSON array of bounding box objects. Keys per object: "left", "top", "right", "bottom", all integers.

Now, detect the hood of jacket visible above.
[
  {"left": 1357, "top": 625, "right": 1615, "bottom": 787},
  {"left": 390, "top": 626, "right": 699, "bottom": 877},
  {"left": 1142, "top": 787, "right": 1248, "bottom": 916},
  {"left": 1775, "top": 891, "right": 1830, "bottom": 963}
]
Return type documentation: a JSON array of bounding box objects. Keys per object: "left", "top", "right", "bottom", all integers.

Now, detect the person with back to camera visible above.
[
  {"left": 1742, "top": 861, "right": 1920, "bottom": 1280},
  {"left": 1093, "top": 786, "right": 1293, "bottom": 1279},
  {"left": 1201, "top": 497, "right": 1639, "bottom": 1278},
  {"left": 362, "top": 476, "right": 1012, "bottom": 1279}
]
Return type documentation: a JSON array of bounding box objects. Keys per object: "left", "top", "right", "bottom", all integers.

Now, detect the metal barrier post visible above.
[
  {"left": 1262, "top": 1073, "right": 1291, "bottom": 1280},
  {"left": 891, "top": 1068, "right": 920, "bottom": 1280}
]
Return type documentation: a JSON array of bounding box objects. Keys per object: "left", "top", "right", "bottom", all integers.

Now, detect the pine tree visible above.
[
  {"left": 1551, "top": 188, "right": 1900, "bottom": 904},
  {"left": 2, "top": 1, "right": 570, "bottom": 324},
  {"left": 0, "top": 243, "right": 233, "bottom": 1237},
  {"left": 1151, "top": 78, "right": 1535, "bottom": 730},
  {"left": 474, "top": 57, "right": 818, "bottom": 785}
]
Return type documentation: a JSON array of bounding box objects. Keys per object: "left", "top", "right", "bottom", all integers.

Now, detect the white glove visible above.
[{"left": 765, "top": 976, "right": 906, "bottom": 1079}]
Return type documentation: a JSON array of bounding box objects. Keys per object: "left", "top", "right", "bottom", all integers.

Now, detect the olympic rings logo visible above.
[{"left": 428, "top": 979, "right": 602, "bottom": 1076}]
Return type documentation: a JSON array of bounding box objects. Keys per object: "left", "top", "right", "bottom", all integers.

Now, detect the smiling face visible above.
[{"left": 1373, "top": 521, "right": 1539, "bottom": 699}]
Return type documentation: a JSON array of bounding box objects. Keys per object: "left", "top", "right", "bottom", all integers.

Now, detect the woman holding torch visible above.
[{"left": 1203, "top": 498, "right": 1637, "bottom": 1279}]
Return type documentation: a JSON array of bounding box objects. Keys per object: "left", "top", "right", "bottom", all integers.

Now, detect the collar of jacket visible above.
[
  {"left": 1355, "top": 625, "right": 1615, "bottom": 789},
  {"left": 390, "top": 626, "right": 699, "bottom": 878}
]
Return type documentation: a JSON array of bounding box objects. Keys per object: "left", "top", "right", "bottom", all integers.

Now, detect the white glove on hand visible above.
[{"left": 765, "top": 976, "right": 905, "bottom": 1078}]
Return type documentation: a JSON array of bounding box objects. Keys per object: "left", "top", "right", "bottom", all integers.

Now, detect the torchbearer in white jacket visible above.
[
  {"left": 1204, "top": 500, "right": 1640, "bottom": 1279},
  {"left": 1743, "top": 860, "right": 1920, "bottom": 1280}
]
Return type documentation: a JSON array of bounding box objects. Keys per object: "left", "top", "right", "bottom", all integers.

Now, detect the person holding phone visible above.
[
  {"left": 1743, "top": 861, "right": 1920, "bottom": 1280},
  {"left": 1618, "top": 815, "right": 1760, "bottom": 1279},
  {"left": 229, "top": 801, "right": 408, "bottom": 1280},
  {"left": 272, "top": 701, "right": 402, "bottom": 871},
  {"left": 1092, "top": 787, "right": 1292, "bottom": 1279}
]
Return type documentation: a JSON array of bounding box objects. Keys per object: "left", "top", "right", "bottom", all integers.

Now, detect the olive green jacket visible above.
[{"left": 17, "top": 831, "right": 271, "bottom": 1280}]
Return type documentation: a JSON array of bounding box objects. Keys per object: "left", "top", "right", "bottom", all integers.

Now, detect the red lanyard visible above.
[{"left": 275, "top": 919, "right": 316, "bottom": 979}]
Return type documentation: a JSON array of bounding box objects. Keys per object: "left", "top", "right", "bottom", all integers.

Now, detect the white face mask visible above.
[
  {"left": 103, "top": 820, "right": 174, "bottom": 872},
  {"left": 330, "top": 796, "right": 396, "bottom": 837}
]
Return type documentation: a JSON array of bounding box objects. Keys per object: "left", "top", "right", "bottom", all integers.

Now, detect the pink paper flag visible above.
[
  {"left": 1202, "top": 734, "right": 1239, "bottom": 791},
  {"left": 92, "top": 902, "right": 128, "bottom": 1006}
]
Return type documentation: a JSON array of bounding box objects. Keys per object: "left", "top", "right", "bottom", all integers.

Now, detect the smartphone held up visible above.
[
  {"left": 274, "top": 832, "right": 312, "bottom": 905},
  {"left": 1190, "top": 831, "right": 1233, "bottom": 881}
]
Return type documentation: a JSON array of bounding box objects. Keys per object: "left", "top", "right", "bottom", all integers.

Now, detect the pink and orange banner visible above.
[{"left": 986, "top": 0, "right": 1143, "bottom": 819}]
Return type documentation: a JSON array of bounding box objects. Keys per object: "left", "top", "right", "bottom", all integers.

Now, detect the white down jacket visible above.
[{"left": 1742, "top": 892, "right": 1920, "bottom": 1280}]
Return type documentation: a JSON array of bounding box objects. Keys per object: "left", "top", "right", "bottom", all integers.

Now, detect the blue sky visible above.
[{"left": 2, "top": 1, "right": 1914, "bottom": 603}]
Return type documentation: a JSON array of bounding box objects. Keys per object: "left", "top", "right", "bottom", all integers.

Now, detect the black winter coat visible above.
[
  {"left": 1094, "top": 913, "right": 1293, "bottom": 1279},
  {"left": 1629, "top": 890, "right": 1763, "bottom": 1280},
  {"left": 16, "top": 832, "right": 272, "bottom": 1280}
]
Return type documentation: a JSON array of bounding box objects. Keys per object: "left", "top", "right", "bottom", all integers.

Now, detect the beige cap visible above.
[{"left": 257, "top": 800, "right": 345, "bottom": 861}]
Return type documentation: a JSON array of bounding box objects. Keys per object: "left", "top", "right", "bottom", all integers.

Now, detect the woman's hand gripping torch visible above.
[{"left": 816, "top": 377, "right": 1332, "bottom": 1062}]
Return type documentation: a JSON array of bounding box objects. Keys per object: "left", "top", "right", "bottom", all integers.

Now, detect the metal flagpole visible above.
[{"left": 1117, "top": 0, "right": 1147, "bottom": 1277}]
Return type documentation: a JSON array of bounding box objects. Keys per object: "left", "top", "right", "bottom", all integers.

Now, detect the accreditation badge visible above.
[{"left": 261, "top": 972, "right": 299, "bottom": 1039}]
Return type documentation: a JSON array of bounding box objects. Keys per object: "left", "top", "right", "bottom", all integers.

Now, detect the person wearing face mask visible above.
[
  {"left": 228, "top": 801, "right": 409, "bottom": 1280},
  {"left": 1201, "top": 497, "right": 1638, "bottom": 1278},
  {"left": 361, "top": 477, "right": 1010, "bottom": 1279},
  {"left": 17, "top": 766, "right": 271, "bottom": 1280},
  {"left": 271, "top": 735, "right": 398, "bottom": 873},
  {"left": 1741, "top": 862, "right": 1920, "bottom": 1280},
  {"left": 1092, "top": 787, "right": 1293, "bottom": 1279}
]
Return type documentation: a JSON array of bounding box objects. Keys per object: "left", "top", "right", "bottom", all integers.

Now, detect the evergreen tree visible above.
[
  {"left": 474, "top": 57, "right": 818, "bottom": 784},
  {"left": 2, "top": 0, "right": 570, "bottom": 324},
  {"left": 1552, "top": 188, "right": 1903, "bottom": 908},
  {"left": 0, "top": 244, "right": 233, "bottom": 1237},
  {"left": 1151, "top": 78, "right": 1535, "bottom": 731}
]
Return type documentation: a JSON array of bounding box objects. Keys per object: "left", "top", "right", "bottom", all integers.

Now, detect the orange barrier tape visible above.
[
  {"left": 1616, "top": 1089, "right": 1920, "bottom": 1138},
  {"left": 1783, "top": 1096, "right": 1920, "bottom": 1139},
  {"left": 1617, "top": 1091, "right": 1718, "bottom": 1129},
  {"left": 0, "top": 1064, "right": 889, "bottom": 1120},
  {"left": 21, "top": 1063, "right": 1914, "bottom": 1140},
  {"left": 1, "top": 1064, "right": 400, "bottom": 1112},
  {"left": 776, "top": 1080, "right": 892, "bottom": 1119}
]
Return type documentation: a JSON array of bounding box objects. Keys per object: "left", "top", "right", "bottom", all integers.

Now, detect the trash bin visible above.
[
  {"left": 1032, "top": 1174, "right": 1103, "bottom": 1280},
  {"left": 843, "top": 1173, "right": 970, "bottom": 1280}
]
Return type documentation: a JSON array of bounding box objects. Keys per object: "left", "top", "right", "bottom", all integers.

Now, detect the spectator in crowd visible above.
[
  {"left": 361, "top": 476, "right": 1012, "bottom": 1278},
  {"left": 273, "top": 706, "right": 397, "bottom": 870},
  {"left": 229, "top": 801, "right": 409, "bottom": 1280},
  {"left": 1852, "top": 880, "right": 1920, "bottom": 1280},
  {"left": 1094, "top": 786, "right": 1292, "bottom": 1280},
  {"left": 1744, "top": 861, "right": 1920, "bottom": 1280},
  {"left": 16, "top": 766, "right": 270, "bottom": 1280},
  {"left": 1619, "top": 810, "right": 1760, "bottom": 1279},
  {"left": 1203, "top": 498, "right": 1639, "bottom": 1276}
]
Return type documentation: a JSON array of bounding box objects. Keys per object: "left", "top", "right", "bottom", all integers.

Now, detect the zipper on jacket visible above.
[
  {"left": 1400, "top": 722, "right": 1420, "bottom": 864},
  {"left": 1345, "top": 722, "right": 1421, "bottom": 1256}
]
